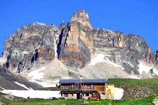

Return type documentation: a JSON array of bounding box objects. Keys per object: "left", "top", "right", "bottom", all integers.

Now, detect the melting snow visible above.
[
  {"left": 138, "top": 62, "right": 158, "bottom": 75},
  {"left": 1, "top": 90, "right": 60, "bottom": 99},
  {"left": 130, "top": 75, "right": 141, "bottom": 79},
  {"left": 139, "top": 62, "right": 152, "bottom": 74},
  {"left": 14, "top": 82, "right": 33, "bottom": 90},
  {"left": 31, "top": 80, "right": 58, "bottom": 88},
  {"left": 114, "top": 88, "right": 124, "bottom": 100},
  {"left": 28, "top": 67, "right": 59, "bottom": 87},
  {"left": 89, "top": 54, "right": 106, "bottom": 65},
  {"left": 153, "top": 69, "right": 158, "bottom": 75},
  {"left": 28, "top": 67, "right": 46, "bottom": 80},
  {"left": 0, "top": 57, "right": 7, "bottom": 66}
]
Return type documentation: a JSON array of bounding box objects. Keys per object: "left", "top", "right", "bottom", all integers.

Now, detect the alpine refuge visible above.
[{"left": 59, "top": 79, "right": 114, "bottom": 99}]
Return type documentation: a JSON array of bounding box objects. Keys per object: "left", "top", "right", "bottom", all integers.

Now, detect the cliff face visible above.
[
  {"left": 2, "top": 23, "right": 61, "bottom": 73},
  {"left": 93, "top": 29, "right": 158, "bottom": 74},
  {"left": 58, "top": 10, "right": 94, "bottom": 67},
  {"left": 0, "top": 10, "right": 158, "bottom": 81}
]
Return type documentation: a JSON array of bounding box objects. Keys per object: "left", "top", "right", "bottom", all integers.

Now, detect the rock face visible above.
[
  {"left": 58, "top": 10, "right": 94, "bottom": 67},
  {"left": 0, "top": 66, "right": 43, "bottom": 90},
  {"left": 93, "top": 29, "right": 158, "bottom": 75},
  {"left": 0, "top": 9, "right": 158, "bottom": 81},
  {"left": 2, "top": 23, "right": 60, "bottom": 72}
]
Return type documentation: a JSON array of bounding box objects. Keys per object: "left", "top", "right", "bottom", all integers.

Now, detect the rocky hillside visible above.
[
  {"left": 0, "top": 66, "right": 43, "bottom": 90},
  {"left": 0, "top": 10, "right": 158, "bottom": 86}
]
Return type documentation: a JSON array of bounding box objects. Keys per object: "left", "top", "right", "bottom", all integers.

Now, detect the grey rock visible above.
[
  {"left": 93, "top": 28, "right": 158, "bottom": 75},
  {"left": 58, "top": 10, "right": 94, "bottom": 68},
  {"left": 0, "top": 9, "right": 158, "bottom": 79},
  {"left": 3, "top": 22, "right": 61, "bottom": 72},
  {"left": 0, "top": 66, "right": 43, "bottom": 90}
]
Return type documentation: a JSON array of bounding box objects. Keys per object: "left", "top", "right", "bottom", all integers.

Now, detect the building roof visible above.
[{"left": 59, "top": 79, "right": 107, "bottom": 83}]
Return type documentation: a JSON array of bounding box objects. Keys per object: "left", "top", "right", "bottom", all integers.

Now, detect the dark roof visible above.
[{"left": 59, "top": 79, "right": 107, "bottom": 83}]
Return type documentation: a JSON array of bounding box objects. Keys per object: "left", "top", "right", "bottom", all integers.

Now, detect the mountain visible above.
[{"left": 0, "top": 10, "right": 158, "bottom": 86}]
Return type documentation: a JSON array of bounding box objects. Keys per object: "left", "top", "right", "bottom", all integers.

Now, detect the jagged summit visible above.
[
  {"left": 69, "top": 9, "right": 92, "bottom": 29},
  {"left": 58, "top": 10, "right": 94, "bottom": 67}
]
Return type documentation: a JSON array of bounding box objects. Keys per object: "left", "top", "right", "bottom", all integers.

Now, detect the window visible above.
[
  {"left": 86, "top": 85, "right": 91, "bottom": 88},
  {"left": 86, "top": 93, "right": 89, "bottom": 96},
  {"left": 64, "top": 85, "right": 69, "bottom": 89},
  {"left": 87, "top": 85, "right": 91, "bottom": 87}
]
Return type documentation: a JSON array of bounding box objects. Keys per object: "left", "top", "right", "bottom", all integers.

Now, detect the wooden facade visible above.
[{"left": 59, "top": 79, "right": 114, "bottom": 99}]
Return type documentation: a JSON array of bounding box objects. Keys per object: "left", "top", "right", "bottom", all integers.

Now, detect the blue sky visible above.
[{"left": 0, "top": 0, "right": 158, "bottom": 55}]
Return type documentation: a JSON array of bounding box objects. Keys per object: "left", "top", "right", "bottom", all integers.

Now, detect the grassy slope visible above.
[
  {"left": 107, "top": 78, "right": 158, "bottom": 87},
  {"left": 89, "top": 96, "right": 155, "bottom": 105},
  {"left": 107, "top": 78, "right": 158, "bottom": 99},
  {"left": 0, "top": 97, "right": 155, "bottom": 105}
]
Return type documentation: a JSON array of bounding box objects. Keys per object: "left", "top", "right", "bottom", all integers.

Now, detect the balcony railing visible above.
[{"left": 60, "top": 85, "right": 103, "bottom": 91}]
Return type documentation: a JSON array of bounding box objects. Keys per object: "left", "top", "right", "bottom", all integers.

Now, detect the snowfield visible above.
[
  {"left": 14, "top": 82, "right": 33, "bottom": 90},
  {"left": 139, "top": 61, "right": 158, "bottom": 75},
  {"left": 114, "top": 88, "right": 124, "bottom": 100},
  {"left": 1, "top": 88, "right": 124, "bottom": 100},
  {"left": 28, "top": 67, "right": 56, "bottom": 87},
  {"left": 1, "top": 90, "right": 60, "bottom": 99},
  {"left": 28, "top": 67, "right": 46, "bottom": 80},
  {"left": 89, "top": 54, "right": 106, "bottom": 65},
  {"left": 130, "top": 75, "right": 141, "bottom": 79},
  {"left": 30, "top": 80, "right": 58, "bottom": 88}
]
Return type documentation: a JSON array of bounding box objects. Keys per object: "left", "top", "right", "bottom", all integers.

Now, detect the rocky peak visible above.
[
  {"left": 58, "top": 10, "right": 94, "bottom": 68},
  {"left": 68, "top": 9, "right": 92, "bottom": 29}
]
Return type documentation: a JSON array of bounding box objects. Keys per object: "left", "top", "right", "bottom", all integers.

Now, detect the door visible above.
[
  {"left": 77, "top": 93, "right": 82, "bottom": 99},
  {"left": 77, "top": 93, "right": 80, "bottom": 99}
]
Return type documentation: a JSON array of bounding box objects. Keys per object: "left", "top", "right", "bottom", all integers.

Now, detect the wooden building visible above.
[{"left": 59, "top": 79, "right": 114, "bottom": 99}]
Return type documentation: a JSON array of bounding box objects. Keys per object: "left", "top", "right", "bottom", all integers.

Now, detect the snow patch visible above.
[
  {"left": 89, "top": 54, "right": 106, "bottom": 65},
  {"left": 130, "top": 75, "right": 141, "bottom": 79},
  {"left": 34, "top": 22, "right": 46, "bottom": 26},
  {"left": 139, "top": 62, "right": 152, "bottom": 74},
  {"left": 30, "top": 80, "right": 58, "bottom": 88},
  {"left": 28, "top": 67, "right": 60, "bottom": 87},
  {"left": 89, "top": 54, "right": 122, "bottom": 67},
  {"left": 28, "top": 67, "right": 46, "bottom": 80},
  {"left": 153, "top": 69, "right": 158, "bottom": 75},
  {"left": 0, "top": 57, "right": 7, "bottom": 66},
  {"left": 1, "top": 90, "right": 60, "bottom": 99},
  {"left": 114, "top": 88, "right": 124, "bottom": 100},
  {"left": 138, "top": 62, "right": 158, "bottom": 75},
  {"left": 14, "top": 82, "right": 33, "bottom": 90}
]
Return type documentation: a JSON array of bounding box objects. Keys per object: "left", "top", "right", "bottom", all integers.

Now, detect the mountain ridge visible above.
[{"left": 0, "top": 9, "right": 158, "bottom": 87}]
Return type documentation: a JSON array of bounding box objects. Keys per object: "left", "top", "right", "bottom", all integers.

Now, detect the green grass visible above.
[
  {"left": 0, "top": 96, "right": 156, "bottom": 105},
  {"left": 107, "top": 78, "right": 158, "bottom": 87},
  {"left": 88, "top": 96, "right": 155, "bottom": 105},
  {"left": 0, "top": 98, "right": 83, "bottom": 105},
  {"left": 107, "top": 78, "right": 158, "bottom": 99}
]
